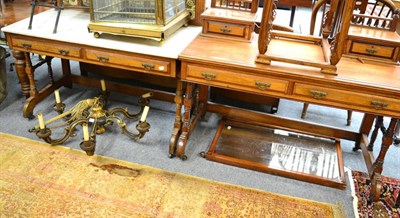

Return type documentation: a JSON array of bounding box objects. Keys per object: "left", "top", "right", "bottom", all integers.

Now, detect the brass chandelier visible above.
[{"left": 29, "top": 80, "right": 152, "bottom": 156}]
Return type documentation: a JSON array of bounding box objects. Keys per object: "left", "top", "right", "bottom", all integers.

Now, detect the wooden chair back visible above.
[
  {"left": 211, "top": 0, "right": 259, "bottom": 13},
  {"left": 351, "top": 0, "right": 399, "bottom": 31},
  {"left": 311, "top": 0, "right": 399, "bottom": 35}
]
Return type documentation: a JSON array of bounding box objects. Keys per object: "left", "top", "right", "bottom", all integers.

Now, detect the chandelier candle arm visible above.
[
  {"left": 82, "top": 123, "right": 90, "bottom": 141},
  {"left": 140, "top": 106, "right": 150, "bottom": 122},
  {"left": 54, "top": 90, "right": 61, "bottom": 104},
  {"left": 31, "top": 111, "right": 72, "bottom": 131},
  {"left": 38, "top": 113, "right": 45, "bottom": 129},
  {"left": 142, "top": 92, "right": 153, "bottom": 99},
  {"left": 100, "top": 79, "right": 106, "bottom": 92}
]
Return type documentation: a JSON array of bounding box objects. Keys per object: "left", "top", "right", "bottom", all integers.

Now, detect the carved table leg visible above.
[
  {"left": 169, "top": 81, "right": 184, "bottom": 158},
  {"left": 12, "top": 50, "right": 30, "bottom": 98},
  {"left": 22, "top": 52, "right": 38, "bottom": 119},
  {"left": 370, "top": 118, "right": 398, "bottom": 202},
  {"left": 21, "top": 54, "right": 71, "bottom": 119},
  {"left": 353, "top": 113, "right": 375, "bottom": 151},
  {"left": 61, "top": 59, "right": 72, "bottom": 88},
  {"left": 25, "top": 52, "right": 37, "bottom": 97},
  {"left": 176, "top": 83, "right": 195, "bottom": 161}
]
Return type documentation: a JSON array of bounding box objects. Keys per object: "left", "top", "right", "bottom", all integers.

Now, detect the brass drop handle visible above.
[
  {"left": 370, "top": 101, "right": 388, "bottom": 110},
  {"left": 220, "top": 26, "right": 231, "bottom": 33},
  {"left": 310, "top": 90, "right": 327, "bottom": 100},
  {"left": 201, "top": 72, "right": 216, "bottom": 80},
  {"left": 366, "top": 46, "right": 377, "bottom": 55},
  {"left": 58, "top": 49, "right": 69, "bottom": 56},
  {"left": 22, "top": 43, "right": 32, "bottom": 49},
  {"left": 142, "top": 63, "right": 155, "bottom": 70},
  {"left": 255, "top": 81, "right": 271, "bottom": 91},
  {"left": 97, "top": 56, "right": 109, "bottom": 63}
]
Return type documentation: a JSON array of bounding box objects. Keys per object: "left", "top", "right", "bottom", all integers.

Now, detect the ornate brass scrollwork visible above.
[
  {"left": 370, "top": 101, "right": 388, "bottom": 110},
  {"left": 255, "top": 81, "right": 271, "bottom": 91},
  {"left": 186, "top": 0, "right": 195, "bottom": 20},
  {"left": 310, "top": 90, "right": 327, "bottom": 100}
]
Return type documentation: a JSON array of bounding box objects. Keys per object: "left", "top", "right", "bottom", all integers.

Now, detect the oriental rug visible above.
[
  {"left": 352, "top": 171, "right": 400, "bottom": 218},
  {"left": 0, "top": 133, "right": 344, "bottom": 217}
]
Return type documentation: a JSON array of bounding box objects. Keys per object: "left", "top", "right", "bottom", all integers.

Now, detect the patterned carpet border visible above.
[
  {"left": 0, "top": 132, "right": 345, "bottom": 217},
  {"left": 352, "top": 170, "right": 400, "bottom": 218}
]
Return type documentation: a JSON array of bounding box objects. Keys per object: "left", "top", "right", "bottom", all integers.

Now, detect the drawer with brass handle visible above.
[
  {"left": 85, "top": 48, "right": 173, "bottom": 77},
  {"left": 207, "top": 21, "right": 246, "bottom": 37},
  {"left": 293, "top": 83, "right": 400, "bottom": 115},
  {"left": 200, "top": 8, "right": 256, "bottom": 42},
  {"left": 349, "top": 41, "right": 395, "bottom": 59},
  {"left": 184, "top": 64, "right": 289, "bottom": 95},
  {"left": 11, "top": 37, "right": 81, "bottom": 58}
]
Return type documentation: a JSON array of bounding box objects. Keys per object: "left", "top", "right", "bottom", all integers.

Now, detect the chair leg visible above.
[
  {"left": 301, "top": 103, "right": 309, "bottom": 119},
  {"left": 394, "top": 122, "right": 400, "bottom": 145},
  {"left": 346, "top": 110, "right": 352, "bottom": 126}
]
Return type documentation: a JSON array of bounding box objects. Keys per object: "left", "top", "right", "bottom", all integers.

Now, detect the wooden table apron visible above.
[{"left": 176, "top": 35, "right": 399, "bottom": 195}]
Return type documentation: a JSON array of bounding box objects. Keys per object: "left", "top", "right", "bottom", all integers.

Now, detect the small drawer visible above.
[
  {"left": 184, "top": 64, "right": 289, "bottom": 95},
  {"left": 349, "top": 41, "right": 395, "bottom": 59},
  {"left": 293, "top": 83, "right": 400, "bottom": 114},
  {"left": 12, "top": 38, "right": 81, "bottom": 58},
  {"left": 206, "top": 21, "right": 247, "bottom": 37},
  {"left": 85, "top": 48, "right": 173, "bottom": 77}
]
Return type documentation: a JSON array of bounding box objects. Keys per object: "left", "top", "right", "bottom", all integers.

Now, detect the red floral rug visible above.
[{"left": 352, "top": 171, "right": 400, "bottom": 218}]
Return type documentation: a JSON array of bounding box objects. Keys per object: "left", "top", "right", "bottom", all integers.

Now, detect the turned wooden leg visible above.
[
  {"left": 169, "top": 81, "right": 184, "bottom": 158},
  {"left": 177, "top": 83, "right": 195, "bottom": 161},
  {"left": 354, "top": 114, "right": 375, "bottom": 151},
  {"left": 346, "top": 110, "right": 352, "bottom": 126},
  {"left": 24, "top": 51, "right": 37, "bottom": 97},
  {"left": 301, "top": 103, "right": 309, "bottom": 119},
  {"left": 61, "top": 59, "right": 72, "bottom": 88},
  {"left": 45, "top": 56, "right": 54, "bottom": 84},
  {"left": 368, "top": 116, "right": 384, "bottom": 151},
  {"left": 394, "top": 122, "right": 400, "bottom": 145},
  {"left": 12, "top": 50, "right": 30, "bottom": 98},
  {"left": 370, "top": 118, "right": 398, "bottom": 202}
]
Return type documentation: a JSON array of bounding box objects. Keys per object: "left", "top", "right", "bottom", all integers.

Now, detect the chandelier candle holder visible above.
[{"left": 29, "top": 80, "right": 152, "bottom": 156}]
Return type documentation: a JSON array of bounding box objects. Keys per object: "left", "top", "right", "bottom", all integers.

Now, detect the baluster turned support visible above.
[{"left": 370, "top": 118, "right": 398, "bottom": 202}]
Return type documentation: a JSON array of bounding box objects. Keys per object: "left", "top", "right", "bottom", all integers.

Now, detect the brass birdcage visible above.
[{"left": 88, "top": 0, "right": 192, "bottom": 41}]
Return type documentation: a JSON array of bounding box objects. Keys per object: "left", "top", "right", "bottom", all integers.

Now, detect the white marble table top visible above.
[{"left": 2, "top": 9, "right": 202, "bottom": 59}]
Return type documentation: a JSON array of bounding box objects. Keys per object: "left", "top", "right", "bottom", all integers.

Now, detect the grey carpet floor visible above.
[{"left": 0, "top": 49, "right": 399, "bottom": 218}]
